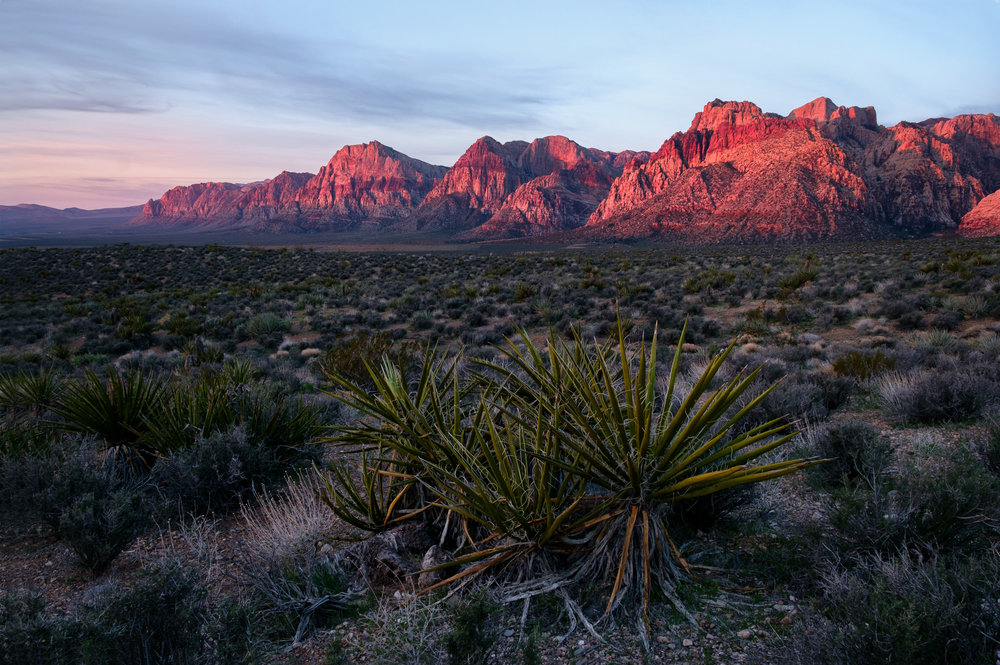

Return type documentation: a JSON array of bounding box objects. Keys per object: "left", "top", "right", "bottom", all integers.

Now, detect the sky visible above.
[{"left": 2, "top": 0, "right": 999, "bottom": 209}]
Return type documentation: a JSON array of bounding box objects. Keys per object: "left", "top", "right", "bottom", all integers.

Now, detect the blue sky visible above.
[{"left": 2, "top": 0, "right": 998, "bottom": 208}]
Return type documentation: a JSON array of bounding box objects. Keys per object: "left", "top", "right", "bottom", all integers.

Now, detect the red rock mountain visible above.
[
  {"left": 586, "top": 99, "right": 876, "bottom": 240},
  {"left": 133, "top": 141, "right": 446, "bottom": 230},
  {"left": 401, "top": 135, "right": 644, "bottom": 237},
  {"left": 130, "top": 99, "right": 1000, "bottom": 240},
  {"left": 294, "top": 141, "right": 447, "bottom": 229},
  {"left": 137, "top": 182, "right": 253, "bottom": 226},
  {"left": 587, "top": 98, "right": 1000, "bottom": 240}
]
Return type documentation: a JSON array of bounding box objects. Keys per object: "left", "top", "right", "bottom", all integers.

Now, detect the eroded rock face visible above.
[
  {"left": 959, "top": 189, "right": 1000, "bottom": 237},
  {"left": 401, "top": 136, "right": 529, "bottom": 232},
  {"left": 235, "top": 171, "right": 313, "bottom": 227},
  {"left": 295, "top": 141, "right": 447, "bottom": 229},
  {"left": 586, "top": 99, "right": 1000, "bottom": 241},
  {"left": 132, "top": 141, "right": 446, "bottom": 230},
  {"left": 587, "top": 99, "right": 874, "bottom": 241},
  {"left": 405, "top": 135, "right": 640, "bottom": 237},
  {"left": 129, "top": 100, "right": 1000, "bottom": 242},
  {"left": 137, "top": 182, "right": 250, "bottom": 226}
]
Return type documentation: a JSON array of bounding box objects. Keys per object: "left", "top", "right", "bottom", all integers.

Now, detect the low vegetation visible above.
[{"left": 1, "top": 237, "right": 999, "bottom": 663}]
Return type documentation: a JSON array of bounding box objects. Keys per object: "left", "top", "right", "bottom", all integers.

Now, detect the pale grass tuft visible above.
[{"left": 240, "top": 471, "right": 337, "bottom": 563}]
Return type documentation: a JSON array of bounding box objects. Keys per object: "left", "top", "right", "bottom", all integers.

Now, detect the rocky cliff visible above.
[
  {"left": 132, "top": 141, "right": 446, "bottom": 230},
  {"left": 586, "top": 98, "right": 1000, "bottom": 241},
  {"left": 294, "top": 141, "right": 447, "bottom": 230},
  {"left": 959, "top": 188, "right": 1000, "bottom": 237},
  {"left": 129, "top": 99, "right": 1000, "bottom": 241},
  {"left": 586, "top": 99, "right": 875, "bottom": 241}
]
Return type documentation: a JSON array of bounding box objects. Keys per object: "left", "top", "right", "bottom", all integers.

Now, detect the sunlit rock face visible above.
[
  {"left": 585, "top": 99, "right": 1000, "bottom": 241},
  {"left": 399, "top": 135, "right": 645, "bottom": 237},
  {"left": 132, "top": 141, "right": 446, "bottom": 230},
  {"left": 960, "top": 189, "right": 1000, "bottom": 237},
  {"left": 131, "top": 100, "right": 1000, "bottom": 242},
  {"left": 294, "top": 141, "right": 447, "bottom": 230}
]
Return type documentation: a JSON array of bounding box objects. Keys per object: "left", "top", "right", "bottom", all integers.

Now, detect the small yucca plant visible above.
[
  {"left": 52, "top": 367, "right": 166, "bottom": 472},
  {"left": 0, "top": 368, "right": 64, "bottom": 419}
]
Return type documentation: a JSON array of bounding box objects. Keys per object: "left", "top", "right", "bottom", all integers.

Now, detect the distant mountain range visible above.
[{"left": 5, "top": 97, "right": 999, "bottom": 241}]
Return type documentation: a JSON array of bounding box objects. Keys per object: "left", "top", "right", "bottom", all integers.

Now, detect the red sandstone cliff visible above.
[
  {"left": 586, "top": 99, "right": 874, "bottom": 241},
  {"left": 959, "top": 189, "right": 1000, "bottom": 237},
  {"left": 129, "top": 99, "right": 1000, "bottom": 242},
  {"left": 294, "top": 141, "right": 446, "bottom": 230},
  {"left": 586, "top": 98, "right": 1000, "bottom": 241},
  {"left": 132, "top": 141, "right": 445, "bottom": 230}
]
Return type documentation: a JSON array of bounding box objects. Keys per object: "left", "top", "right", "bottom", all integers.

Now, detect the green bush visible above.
[
  {"left": 831, "top": 440, "right": 1000, "bottom": 554},
  {"left": 443, "top": 592, "right": 499, "bottom": 665},
  {"left": 809, "top": 420, "right": 892, "bottom": 487},
  {"left": 771, "top": 551, "right": 1000, "bottom": 665},
  {"left": 245, "top": 312, "right": 289, "bottom": 338},
  {"left": 58, "top": 484, "right": 152, "bottom": 574},
  {"left": 831, "top": 349, "right": 895, "bottom": 380},
  {"left": 0, "top": 562, "right": 259, "bottom": 665},
  {"left": 151, "top": 427, "right": 281, "bottom": 516},
  {"left": 0, "top": 590, "right": 79, "bottom": 665},
  {"left": 79, "top": 560, "right": 208, "bottom": 664}
]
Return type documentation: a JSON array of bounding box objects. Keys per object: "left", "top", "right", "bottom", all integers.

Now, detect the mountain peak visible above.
[
  {"left": 789, "top": 97, "right": 839, "bottom": 122},
  {"left": 688, "top": 99, "right": 766, "bottom": 132},
  {"left": 789, "top": 97, "right": 878, "bottom": 127}
]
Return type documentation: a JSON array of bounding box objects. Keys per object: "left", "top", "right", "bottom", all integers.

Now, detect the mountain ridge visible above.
[{"left": 7, "top": 98, "right": 1000, "bottom": 241}]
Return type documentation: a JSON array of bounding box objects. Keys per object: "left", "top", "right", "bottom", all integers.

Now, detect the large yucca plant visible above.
[
  {"left": 321, "top": 320, "right": 817, "bottom": 622},
  {"left": 482, "top": 321, "right": 812, "bottom": 617}
]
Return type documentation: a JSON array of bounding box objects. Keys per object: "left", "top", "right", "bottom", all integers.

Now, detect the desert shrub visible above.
[
  {"left": 245, "top": 312, "right": 289, "bottom": 338},
  {"left": 769, "top": 550, "right": 1000, "bottom": 665},
  {"left": 755, "top": 373, "right": 851, "bottom": 426},
  {"left": 241, "top": 550, "right": 361, "bottom": 644},
  {"left": 1, "top": 440, "right": 113, "bottom": 531},
  {"left": 831, "top": 349, "right": 895, "bottom": 380},
  {"left": 979, "top": 408, "right": 1000, "bottom": 475},
  {"left": 151, "top": 427, "right": 282, "bottom": 516},
  {"left": 897, "top": 310, "right": 926, "bottom": 331},
  {"left": 0, "top": 590, "right": 79, "bottom": 665},
  {"left": 879, "top": 369, "right": 998, "bottom": 424},
  {"left": 58, "top": 482, "right": 153, "bottom": 574},
  {"left": 319, "top": 332, "right": 419, "bottom": 391},
  {"left": 808, "top": 420, "right": 892, "bottom": 487},
  {"left": 893, "top": 442, "right": 1000, "bottom": 551},
  {"left": 78, "top": 560, "right": 208, "bottom": 664},
  {"left": 442, "top": 592, "right": 499, "bottom": 665},
  {"left": 831, "top": 439, "right": 1000, "bottom": 554},
  {"left": 240, "top": 472, "right": 335, "bottom": 563}
]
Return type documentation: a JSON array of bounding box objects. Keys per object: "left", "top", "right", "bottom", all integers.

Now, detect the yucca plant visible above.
[
  {"left": 412, "top": 400, "right": 594, "bottom": 593},
  {"left": 233, "top": 387, "right": 322, "bottom": 463},
  {"left": 321, "top": 320, "right": 817, "bottom": 624},
  {"left": 482, "top": 321, "right": 814, "bottom": 617},
  {"left": 52, "top": 367, "right": 166, "bottom": 472},
  {"left": 320, "top": 447, "right": 418, "bottom": 534},
  {"left": 326, "top": 349, "right": 472, "bottom": 480},
  {"left": 0, "top": 368, "right": 64, "bottom": 419},
  {"left": 144, "top": 375, "right": 233, "bottom": 452}
]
